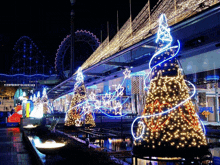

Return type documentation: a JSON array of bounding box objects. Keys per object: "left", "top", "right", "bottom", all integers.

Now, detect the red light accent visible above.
[
  {"left": 8, "top": 113, "right": 22, "bottom": 123},
  {"left": 143, "top": 100, "right": 172, "bottom": 132}
]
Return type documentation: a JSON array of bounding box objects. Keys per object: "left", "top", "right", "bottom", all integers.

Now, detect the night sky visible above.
[{"left": 0, "top": 0, "right": 157, "bottom": 74}]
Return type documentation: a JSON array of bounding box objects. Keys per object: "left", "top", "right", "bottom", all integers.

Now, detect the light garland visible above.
[
  {"left": 81, "top": 0, "right": 218, "bottom": 71},
  {"left": 64, "top": 67, "right": 132, "bottom": 122}
]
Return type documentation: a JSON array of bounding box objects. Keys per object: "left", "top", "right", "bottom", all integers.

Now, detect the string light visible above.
[{"left": 80, "top": 0, "right": 217, "bottom": 71}]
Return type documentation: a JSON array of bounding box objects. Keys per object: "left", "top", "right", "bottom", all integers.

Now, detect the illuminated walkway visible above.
[{"left": 0, "top": 128, "right": 35, "bottom": 165}]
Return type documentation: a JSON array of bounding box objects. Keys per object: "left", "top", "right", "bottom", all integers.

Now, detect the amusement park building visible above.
[{"left": 48, "top": 0, "right": 220, "bottom": 123}]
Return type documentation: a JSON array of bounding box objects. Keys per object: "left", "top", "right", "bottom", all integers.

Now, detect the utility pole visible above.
[{"left": 70, "top": 0, "right": 76, "bottom": 76}]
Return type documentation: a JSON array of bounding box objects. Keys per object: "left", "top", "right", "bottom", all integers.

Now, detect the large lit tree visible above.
[
  {"left": 132, "top": 14, "right": 207, "bottom": 157},
  {"left": 65, "top": 68, "right": 88, "bottom": 126}
]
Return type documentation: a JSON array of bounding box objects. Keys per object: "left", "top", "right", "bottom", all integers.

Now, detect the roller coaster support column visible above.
[
  {"left": 70, "top": 0, "right": 75, "bottom": 76},
  {"left": 215, "top": 81, "right": 219, "bottom": 122}
]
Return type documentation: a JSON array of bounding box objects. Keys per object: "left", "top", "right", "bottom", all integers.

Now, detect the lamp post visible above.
[{"left": 70, "top": 0, "right": 76, "bottom": 77}]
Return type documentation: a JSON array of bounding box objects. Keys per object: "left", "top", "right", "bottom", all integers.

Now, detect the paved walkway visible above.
[{"left": 0, "top": 127, "right": 35, "bottom": 165}]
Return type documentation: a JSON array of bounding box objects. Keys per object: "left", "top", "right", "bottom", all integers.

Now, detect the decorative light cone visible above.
[{"left": 132, "top": 14, "right": 208, "bottom": 157}]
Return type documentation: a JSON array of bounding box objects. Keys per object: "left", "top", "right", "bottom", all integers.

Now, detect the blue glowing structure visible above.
[
  {"left": 131, "top": 14, "right": 206, "bottom": 140},
  {"left": 87, "top": 85, "right": 97, "bottom": 89},
  {"left": 11, "top": 36, "right": 54, "bottom": 75}
]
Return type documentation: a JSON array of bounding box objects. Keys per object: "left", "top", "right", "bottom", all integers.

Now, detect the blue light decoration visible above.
[
  {"left": 125, "top": 79, "right": 131, "bottom": 96},
  {"left": 64, "top": 67, "right": 132, "bottom": 124},
  {"left": 130, "top": 70, "right": 146, "bottom": 76},
  {"left": 86, "top": 85, "right": 97, "bottom": 89},
  {"left": 85, "top": 68, "right": 132, "bottom": 117},
  {"left": 206, "top": 75, "right": 219, "bottom": 81},
  {"left": 131, "top": 13, "right": 207, "bottom": 142}
]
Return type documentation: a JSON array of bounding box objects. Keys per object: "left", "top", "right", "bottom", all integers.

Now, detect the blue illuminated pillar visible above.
[
  {"left": 125, "top": 79, "right": 131, "bottom": 96},
  {"left": 103, "top": 81, "right": 109, "bottom": 94}
]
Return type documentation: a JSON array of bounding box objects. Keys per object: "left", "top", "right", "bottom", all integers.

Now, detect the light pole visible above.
[{"left": 70, "top": 0, "right": 76, "bottom": 77}]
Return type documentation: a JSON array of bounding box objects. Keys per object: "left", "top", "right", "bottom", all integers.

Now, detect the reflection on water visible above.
[
  {"left": 207, "top": 137, "right": 220, "bottom": 164},
  {"left": 92, "top": 138, "right": 132, "bottom": 151}
]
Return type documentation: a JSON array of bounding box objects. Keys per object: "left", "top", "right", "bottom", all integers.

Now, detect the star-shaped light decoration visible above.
[
  {"left": 94, "top": 100, "right": 101, "bottom": 109},
  {"left": 88, "top": 92, "right": 96, "bottom": 101},
  {"left": 123, "top": 68, "right": 131, "bottom": 79},
  {"left": 113, "top": 102, "right": 123, "bottom": 115},
  {"left": 115, "top": 84, "right": 124, "bottom": 97},
  {"left": 102, "top": 93, "right": 111, "bottom": 107}
]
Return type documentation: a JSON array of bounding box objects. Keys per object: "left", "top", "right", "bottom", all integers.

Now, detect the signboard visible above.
[{"left": 199, "top": 107, "right": 213, "bottom": 113}]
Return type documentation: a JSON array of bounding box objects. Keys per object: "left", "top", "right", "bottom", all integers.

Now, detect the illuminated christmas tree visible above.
[
  {"left": 30, "top": 91, "right": 43, "bottom": 118},
  {"left": 83, "top": 103, "right": 96, "bottom": 127},
  {"left": 64, "top": 67, "right": 95, "bottom": 127},
  {"left": 132, "top": 14, "right": 207, "bottom": 157},
  {"left": 42, "top": 88, "right": 50, "bottom": 114}
]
